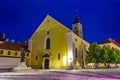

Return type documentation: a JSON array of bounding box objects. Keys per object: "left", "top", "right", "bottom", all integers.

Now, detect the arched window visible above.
[
  {"left": 46, "top": 38, "right": 50, "bottom": 49},
  {"left": 75, "top": 48, "right": 78, "bottom": 58},
  {"left": 58, "top": 53, "right": 60, "bottom": 60},
  {"left": 35, "top": 55, "right": 38, "bottom": 60},
  {"left": 46, "top": 30, "right": 50, "bottom": 35}
]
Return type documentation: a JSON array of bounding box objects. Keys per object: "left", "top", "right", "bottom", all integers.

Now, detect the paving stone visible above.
[{"left": 0, "top": 69, "right": 120, "bottom": 80}]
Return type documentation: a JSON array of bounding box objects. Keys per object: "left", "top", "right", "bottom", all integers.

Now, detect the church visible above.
[{"left": 28, "top": 15, "right": 89, "bottom": 69}]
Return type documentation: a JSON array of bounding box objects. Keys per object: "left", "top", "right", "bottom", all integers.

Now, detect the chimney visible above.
[
  {"left": 6, "top": 38, "right": 9, "bottom": 42},
  {"left": 3, "top": 34, "right": 5, "bottom": 39},
  {"left": 0, "top": 34, "right": 6, "bottom": 41}
]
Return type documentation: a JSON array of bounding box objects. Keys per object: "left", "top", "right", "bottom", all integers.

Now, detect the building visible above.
[
  {"left": 99, "top": 38, "right": 120, "bottom": 50},
  {"left": 89, "top": 38, "right": 120, "bottom": 68},
  {"left": 0, "top": 34, "right": 30, "bottom": 69},
  {"left": 28, "top": 15, "right": 89, "bottom": 69},
  {"left": 0, "top": 34, "right": 5, "bottom": 41}
]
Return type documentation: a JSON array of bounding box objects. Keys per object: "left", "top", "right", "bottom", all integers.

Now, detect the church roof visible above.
[
  {"left": 30, "top": 15, "right": 89, "bottom": 44},
  {"left": 30, "top": 15, "right": 72, "bottom": 39}
]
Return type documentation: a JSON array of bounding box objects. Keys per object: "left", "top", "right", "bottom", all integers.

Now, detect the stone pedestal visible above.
[{"left": 13, "top": 62, "right": 33, "bottom": 72}]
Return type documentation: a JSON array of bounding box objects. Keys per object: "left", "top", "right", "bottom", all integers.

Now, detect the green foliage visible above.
[
  {"left": 86, "top": 42, "right": 120, "bottom": 68},
  {"left": 86, "top": 42, "right": 100, "bottom": 63}
]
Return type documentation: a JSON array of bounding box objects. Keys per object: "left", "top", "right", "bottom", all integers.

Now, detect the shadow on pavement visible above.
[
  {"left": 86, "top": 71, "right": 120, "bottom": 79},
  {"left": 0, "top": 68, "right": 12, "bottom": 72}
]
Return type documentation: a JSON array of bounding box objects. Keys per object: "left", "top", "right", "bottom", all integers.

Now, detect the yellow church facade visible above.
[{"left": 28, "top": 15, "right": 89, "bottom": 69}]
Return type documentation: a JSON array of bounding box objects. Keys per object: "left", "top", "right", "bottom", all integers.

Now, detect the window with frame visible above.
[
  {"left": 14, "top": 52, "right": 18, "bottom": 56},
  {"left": 58, "top": 53, "right": 60, "bottom": 60},
  {"left": 8, "top": 51, "right": 11, "bottom": 55},
  {"left": 0, "top": 50, "right": 3, "bottom": 54},
  {"left": 75, "top": 48, "right": 78, "bottom": 58},
  {"left": 35, "top": 55, "right": 38, "bottom": 60},
  {"left": 46, "top": 30, "right": 50, "bottom": 35},
  {"left": 45, "top": 38, "right": 50, "bottom": 50}
]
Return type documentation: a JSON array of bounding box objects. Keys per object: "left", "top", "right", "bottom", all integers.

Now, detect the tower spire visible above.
[
  {"left": 72, "top": 12, "right": 83, "bottom": 38},
  {"left": 75, "top": 14, "right": 79, "bottom": 23},
  {"left": 74, "top": 11, "right": 80, "bottom": 23}
]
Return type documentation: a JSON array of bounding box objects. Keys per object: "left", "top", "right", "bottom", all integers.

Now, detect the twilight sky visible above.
[{"left": 0, "top": 0, "right": 120, "bottom": 43}]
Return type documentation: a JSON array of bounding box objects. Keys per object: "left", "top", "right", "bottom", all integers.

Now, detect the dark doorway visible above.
[{"left": 44, "top": 59, "right": 49, "bottom": 69}]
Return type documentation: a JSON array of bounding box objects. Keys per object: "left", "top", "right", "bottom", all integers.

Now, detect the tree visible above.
[
  {"left": 113, "top": 48, "right": 120, "bottom": 67},
  {"left": 86, "top": 42, "right": 120, "bottom": 68},
  {"left": 86, "top": 42, "right": 100, "bottom": 68}
]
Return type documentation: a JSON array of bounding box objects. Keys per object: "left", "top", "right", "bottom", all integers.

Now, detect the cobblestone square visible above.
[{"left": 0, "top": 69, "right": 120, "bottom": 80}]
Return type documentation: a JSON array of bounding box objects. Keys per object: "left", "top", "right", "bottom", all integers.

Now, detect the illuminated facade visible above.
[
  {"left": 0, "top": 41, "right": 30, "bottom": 68},
  {"left": 29, "top": 15, "right": 89, "bottom": 69},
  {"left": 99, "top": 38, "right": 120, "bottom": 50}
]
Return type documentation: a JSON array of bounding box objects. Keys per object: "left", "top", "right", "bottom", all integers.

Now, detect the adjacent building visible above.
[
  {"left": 99, "top": 38, "right": 120, "bottom": 50},
  {"left": 0, "top": 34, "right": 30, "bottom": 69}
]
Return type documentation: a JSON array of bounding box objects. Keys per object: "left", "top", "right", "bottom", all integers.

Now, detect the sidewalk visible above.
[{"left": 0, "top": 68, "right": 120, "bottom": 80}]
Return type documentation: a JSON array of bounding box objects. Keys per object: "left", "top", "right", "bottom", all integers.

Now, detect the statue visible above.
[
  {"left": 13, "top": 48, "right": 32, "bottom": 72},
  {"left": 20, "top": 48, "right": 25, "bottom": 62}
]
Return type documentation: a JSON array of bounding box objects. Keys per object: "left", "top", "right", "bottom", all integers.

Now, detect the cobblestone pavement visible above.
[{"left": 0, "top": 69, "right": 120, "bottom": 80}]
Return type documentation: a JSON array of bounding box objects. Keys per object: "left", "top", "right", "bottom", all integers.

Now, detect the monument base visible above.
[{"left": 13, "top": 62, "right": 33, "bottom": 72}]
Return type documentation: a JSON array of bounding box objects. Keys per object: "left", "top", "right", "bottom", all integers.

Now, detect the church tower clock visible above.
[{"left": 72, "top": 14, "right": 83, "bottom": 39}]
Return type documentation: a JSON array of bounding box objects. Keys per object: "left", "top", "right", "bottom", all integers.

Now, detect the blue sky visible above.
[{"left": 0, "top": 0, "right": 120, "bottom": 43}]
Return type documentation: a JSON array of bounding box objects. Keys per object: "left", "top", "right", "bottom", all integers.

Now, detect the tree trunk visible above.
[
  {"left": 107, "top": 63, "right": 110, "bottom": 68},
  {"left": 104, "top": 63, "right": 107, "bottom": 66},
  {"left": 95, "top": 63, "right": 99, "bottom": 68}
]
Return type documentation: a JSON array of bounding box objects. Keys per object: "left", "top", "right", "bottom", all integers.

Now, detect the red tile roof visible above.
[
  {"left": 0, "top": 42, "right": 29, "bottom": 52},
  {"left": 102, "top": 38, "right": 120, "bottom": 47}
]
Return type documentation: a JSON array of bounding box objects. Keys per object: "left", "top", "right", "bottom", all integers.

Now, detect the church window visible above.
[
  {"left": 46, "top": 30, "right": 50, "bottom": 35},
  {"left": 74, "top": 30, "right": 79, "bottom": 35},
  {"left": 75, "top": 48, "right": 78, "bottom": 58},
  {"left": 58, "top": 53, "right": 60, "bottom": 60},
  {"left": 74, "top": 27, "right": 77, "bottom": 30},
  {"left": 47, "top": 20, "right": 49, "bottom": 23},
  {"left": 45, "top": 38, "right": 50, "bottom": 50},
  {"left": 75, "top": 39, "right": 77, "bottom": 41},
  {"left": 81, "top": 42, "right": 83, "bottom": 45},
  {"left": 35, "top": 55, "right": 38, "bottom": 60}
]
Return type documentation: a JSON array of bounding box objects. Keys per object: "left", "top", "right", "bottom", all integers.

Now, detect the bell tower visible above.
[{"left": 72, "top": 14, "right": 83, "bottom": 39}]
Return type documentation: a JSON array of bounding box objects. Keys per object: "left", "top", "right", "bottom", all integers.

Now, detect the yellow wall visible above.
[
  {"left": 29, "top": 15, "right": 89, "bottom": 69},
  {"left": 72, "top": 33, "right": 89, "bottom": 68},
  {"left": 0, "top": 49, "right": 21, "bottom": 57},
  {"left": 0, "top": 49, "right": 30, "bottom": 66},
  {"left": 30, "top": 15, "right": 71, "bottom": 69}
]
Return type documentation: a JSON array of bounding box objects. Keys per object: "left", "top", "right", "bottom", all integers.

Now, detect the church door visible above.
[{"left": 44, "top": 59, "right": 49, "bottom": 69}]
